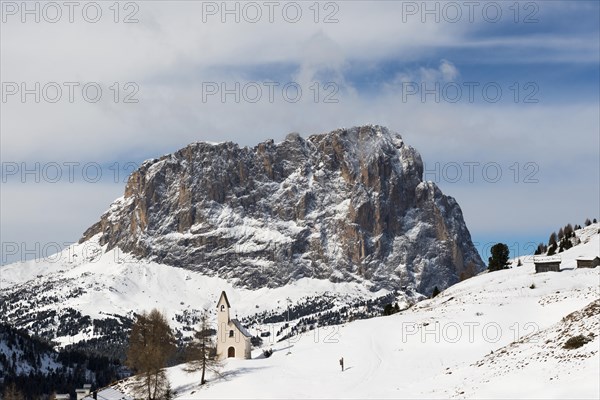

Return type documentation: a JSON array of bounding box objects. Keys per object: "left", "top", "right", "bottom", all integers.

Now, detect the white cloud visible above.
[
  {"left": 1, "top": 1, "right": 598, "bottom": 261},
  {"left": 439, "top": 59, "right": 459, "bottom": 81}
]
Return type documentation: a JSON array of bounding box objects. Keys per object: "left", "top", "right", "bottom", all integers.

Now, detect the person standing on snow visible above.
[{"left": 339, "top": 357, "right": 344, "bottom": 371}]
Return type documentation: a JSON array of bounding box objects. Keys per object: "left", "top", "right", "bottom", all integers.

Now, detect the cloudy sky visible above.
[{"left": 1, "top": 0, "right": 599, "bottom": 265}]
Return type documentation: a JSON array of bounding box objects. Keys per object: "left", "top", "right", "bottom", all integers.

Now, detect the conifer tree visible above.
[
  {"left": 549, "top": 232, "right": 557, "bottom": 246},
  {"left": 488, "top": 243, "right": 510, "bottom": 271},
  {"left": 383, "top": 303, "right": 394, "bottom": 315},
  {"left": 534, "top": 243, "right": 545, "bottom": 255},
  {"left": 564, "top": 224, "right": 574, "bottom": 237}
]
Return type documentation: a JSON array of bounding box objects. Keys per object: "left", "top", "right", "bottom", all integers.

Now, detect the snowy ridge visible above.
[{"left": 0, "top": 233, "right": 399, "bottom": 357}]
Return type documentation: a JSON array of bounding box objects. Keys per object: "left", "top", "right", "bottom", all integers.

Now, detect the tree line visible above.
[{"left": 534, "top": 218, "right": 597, "bottom": 256}]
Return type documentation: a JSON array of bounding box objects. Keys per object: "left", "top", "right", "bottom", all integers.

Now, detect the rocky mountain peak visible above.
[{"left": 80, "top": 125, "right": 484, "bottom": 295}]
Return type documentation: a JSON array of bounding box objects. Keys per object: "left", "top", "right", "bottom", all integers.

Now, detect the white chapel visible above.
[{"left": 216, "top": 291, "right": 252, "bottom": 360}]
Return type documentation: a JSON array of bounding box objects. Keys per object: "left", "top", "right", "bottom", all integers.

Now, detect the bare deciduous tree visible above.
[
  {"left": 184, "top": 312, "right": 222, "bottom": 385},
  {"left": 3, "top": 384, "right": 25, "bottom": 400},
  {"left": 126, "top": 309, "right": 176, "bottom": 400}
]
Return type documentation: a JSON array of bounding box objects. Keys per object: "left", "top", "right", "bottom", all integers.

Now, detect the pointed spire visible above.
[{"left": 217, "top": 291, "right": 231, "bottom": 308}]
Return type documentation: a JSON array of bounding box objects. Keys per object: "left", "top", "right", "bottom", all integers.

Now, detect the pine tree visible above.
[
  {"left": 585, "top": 218, "right": 592, "bottom": 226},
  {"left": 488, "top": 243, "right": 510, "bottom": 271},
  {"left": 557, "top": 227, "right": 564, "bottom": 240},
  {"left": 126, "top": 309, "right": 176, "bottom": 400},
  {"left": 517, "top": 258, "right": 522, "bottom": 266},
  {"left": 534, "top": 243, "right": 545, "bottom": 255},
  {"left": 184, "top": 312, "right": 221, "bottom": 385},
  {"left": 383, "top": 304, "right": 394, "bottom": 316},
  {"left": 549, "top": 232, "right": 557, "bottom": 246},
  {"left": 560, "top": 236, "right": 573, "bottom": 251},
  {"left": 547, "top": 242, "right": 557, "bottom": 256},
  {"left": 564, "top": 224, "right": 574, "bottom": 237},
  {"left": 431, "top": 286, "right": 441, "bottom": 298}
]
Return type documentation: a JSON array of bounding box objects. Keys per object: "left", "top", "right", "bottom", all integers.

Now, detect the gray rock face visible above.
[{"left": 81, "top": 125, "right": 484, "bottom": 295}]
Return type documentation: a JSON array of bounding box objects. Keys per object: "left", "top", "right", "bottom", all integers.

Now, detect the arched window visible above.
[
  {"left": 229, "top": 330, "right": 234, "bottom": 337},
  {"left": 220, "top": 305, "right": 225, "bottom": 311}
]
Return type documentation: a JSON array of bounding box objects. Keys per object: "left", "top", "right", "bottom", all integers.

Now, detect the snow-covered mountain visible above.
[
  {"left": 2, "top": 124, "right": 596, "bottom": 397},
  {"left": 79, "top": 125, "right": 484, "bottom": 294},
  {"left": 113, "top": 223, "right": 600, "bottom": 399},
  {"left": 0, "top": 125, "right": 484, "bottom": 360}
]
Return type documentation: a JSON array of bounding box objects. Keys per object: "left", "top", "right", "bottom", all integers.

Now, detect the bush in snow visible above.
[
  {"left": 263, "top": 348, "right": 273, "bottom": 358},
  {"left": 563, "top": 334, "right": 591, "bottom": 349}
]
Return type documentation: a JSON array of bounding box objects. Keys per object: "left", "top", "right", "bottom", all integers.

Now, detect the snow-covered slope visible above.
[
  {"left": 0, "top": 234, "right": 403, "bottom": 358},
  {"left": 455, "top": 298, "right": 599, "bottom": 399},
  {"left": 0, "top": 322, "right": 123, "bottom": 395},
  {"left": 0, "top": 324, "right": 63, "bottom": 377},
  {"left": 114, "top": 224, "right": 600, "bottom": 399}
]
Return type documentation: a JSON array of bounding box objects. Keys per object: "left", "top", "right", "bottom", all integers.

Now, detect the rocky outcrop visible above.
[{"left": 80, "top": 125, "right": 484, "bottom": 295}]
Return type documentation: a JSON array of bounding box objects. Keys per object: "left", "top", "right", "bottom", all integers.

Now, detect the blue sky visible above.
[{"left": 1, "top": 0, "right": 599, "bottom": 265}]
